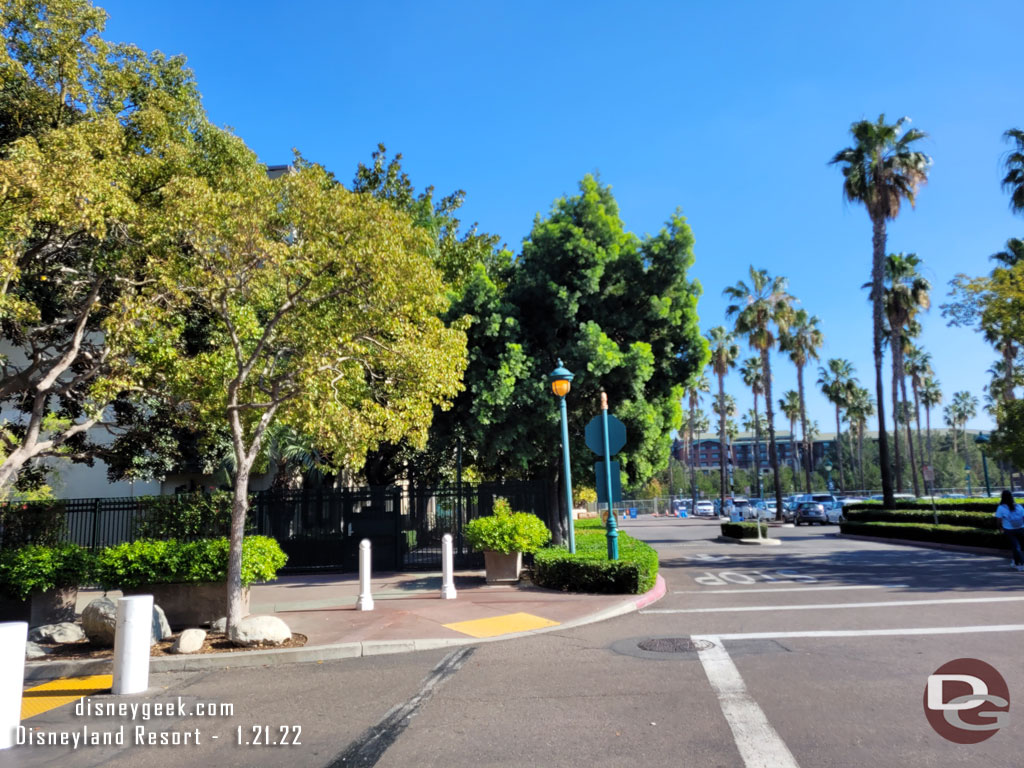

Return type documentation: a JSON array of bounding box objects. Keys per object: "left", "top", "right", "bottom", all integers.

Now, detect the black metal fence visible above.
[{"left": 1, "top": 480, "right": 551, "bottom": 573}]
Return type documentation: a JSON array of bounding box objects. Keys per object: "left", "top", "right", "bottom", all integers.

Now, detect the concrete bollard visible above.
[
  {"left": 356, "top": 539, "right": 374, "bottom": 611},
  {"left": 0, "top": 622, "right": 27, "bottom": 749},
  {"left": 112, "top": 595, "right": 153, "bottom": 695},
  {"left": 441, "top": 533, "right": 457, "bottom": 600}
]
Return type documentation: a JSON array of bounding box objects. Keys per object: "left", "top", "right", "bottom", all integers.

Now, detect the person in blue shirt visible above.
[{"left": 994, "top": 490, "right": 1024, "bottom": 571}]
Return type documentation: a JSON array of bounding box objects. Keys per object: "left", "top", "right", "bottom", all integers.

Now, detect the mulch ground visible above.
[{"left": 36, "top": 632, "right": 308, "bottom": 661}]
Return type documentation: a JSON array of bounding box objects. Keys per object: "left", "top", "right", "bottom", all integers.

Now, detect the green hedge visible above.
[
  {"left": 0, "top": 543, "right": 94, "bottom": 600},
  {"left": 844, "top": 508, "right": 1000, "bottom": 529},
  {"left": 95, "top": 536, "right": 287, "bottom": 589},
  {"left": 839, "top": 521, "right": 1009, "bottom": 550},
  {"left": 533, "top": 529, "right": 658, "bottom": 594},
  {"left": 720, "top": 522, "right": 768, "bottom": 539},
  {"left": 847, "top": 499, "right": 997, "bottom": 513}
]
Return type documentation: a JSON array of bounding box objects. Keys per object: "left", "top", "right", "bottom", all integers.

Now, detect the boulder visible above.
[
  {"left": 25, "top": 641, "right": 52, "bottom": 660},
  {"left": 171, "top": 629, "right": 206, "bottom": 654},
  {"left": 29, "top": 622, "right": 85, "bottom": 644},
  {"left": 152, "top": 605, "right": 172, "bottom": 641},
  {"left": 81, "top": 598, "right": 117, "bottom": 646},
  {"left": 228, "top": 616, "right": 291, "bottom": 647},
  {"left": 209, "top": 617, "right": 227, "bottom": 634}
]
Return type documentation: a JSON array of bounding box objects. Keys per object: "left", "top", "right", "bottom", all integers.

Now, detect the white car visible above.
[
  {"left": 695, "top": 501, "right": 715, "bottom": 517},
  {"left": 827, "top": 497, "right": 864, "bottom": 523}
]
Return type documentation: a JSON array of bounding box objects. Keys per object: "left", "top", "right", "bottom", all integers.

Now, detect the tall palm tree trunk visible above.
[
  {"left": 717, "top": 373, "right": 727, "bottom": 512},
  {"left": 925, "top": 404, "right": 934, "bottom": 470},
  {"left": 1003, "top": 342, "right": 1017, "bottom": 402},
  {"left": 912, "top": 382, "right": 926, "bottom": 493},
  {"left": 872, "top": 216, "right": 895, "bottom": 505},
  {"left": 833, "top": 404, "right": 846, "bottom": 491},
  {"left": 797, "top": 364, "right": 812, "bottom": 492},
  {"left": 761, "top": 350, "right": 783, "bottom": 520},
  {"left": 857, "top": 420, "right": 866, "bottom": 492},
  {"left": 900, "top": 371, "right": 920, "bottom": 496},
  {"left": 689, "top": 398, "right": 698, "bottom": 512},
  {"left": 890, "top": 339, "right": 903, "bottom": 493},
  {"left": 789, "top": 417, "right": 797, "bottom": 485},
  {"left": 752, "top": 392, "right": 762, "bottom": 498}
]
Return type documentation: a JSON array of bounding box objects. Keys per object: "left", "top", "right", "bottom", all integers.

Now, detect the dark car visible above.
[{"left": 794, "top": 501, "right": 828, "bottom": 526}]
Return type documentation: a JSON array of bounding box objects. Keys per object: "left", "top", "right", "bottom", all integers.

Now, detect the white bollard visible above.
[
  {"left": 356, "top": 539, "right": 374, "bottom": 611},
  {"left": 0, "top": 622, "right": 27, "bottom": 750},
  {"left": 112, "top": 595, "right": 153, "bottom": 695},
  {"left": 441, "top": 533, "right": 457, "bottom": 600}
]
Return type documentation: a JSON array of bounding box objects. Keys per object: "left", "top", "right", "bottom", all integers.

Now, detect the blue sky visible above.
[{"left": 101, "top": 0, "right": 1022, "bottom": 435}]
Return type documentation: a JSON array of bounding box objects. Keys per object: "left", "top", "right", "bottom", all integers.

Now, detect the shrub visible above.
[
  {"left": 533, "top": 529, "right": 659, "bottom": 594},
  {"left": 465, "top": 498, "right": 551, "bottom": 555},
  {"left": 95, "top": 536, "right": 287, "bottom": 589},
  {"left": 0, "top": 500, "right": 67, "bottom": 548},
  {"left": 134, "top": 491, "right": 248, "bottom": 539},
  {"left": 839, "top": 521, "right": 1008, "bottom": 550},
  {"left": 720, "top": 522, "right": 768, "bottom": 539},
  {"left": 846, "top": 499, "right": 997, "bottom": 514},
  {"left": 844, "top": 507, "right": 999, "bottom": 529},
  {"left": 0, "top": 543, "right": 94, "bottom": 600}
]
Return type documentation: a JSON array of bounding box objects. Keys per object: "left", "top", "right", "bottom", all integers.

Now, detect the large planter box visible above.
[
  {"left": 123, "top": 583, "right": 248, "bottom": 630},
  {"left": 0, "top": 587, "right": 77, "bottom": 627},
  {"left": 483, "top": 551, "right": 522, "bottom": 584}
]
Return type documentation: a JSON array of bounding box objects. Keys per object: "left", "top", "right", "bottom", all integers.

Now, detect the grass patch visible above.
[{"left": 533, "top": 527, "right": 658, "bottom": 594}]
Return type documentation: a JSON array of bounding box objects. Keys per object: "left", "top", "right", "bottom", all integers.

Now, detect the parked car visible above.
[
  {"left": 826, "top": 498, "right": 862, "bottom": 523},
  {"left": 695, "top": 500, "right": 715, "bottom": 517},
  {"left": 794, "top": 501, "right": 828, "bottom": 525}
]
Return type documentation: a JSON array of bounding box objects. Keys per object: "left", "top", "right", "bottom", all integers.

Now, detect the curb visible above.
[
  {"left": 836, "top": 533, "right": 1008, "bottom": 557},
  {"left": 22, "top": 576, "right": 668, "bottom": 682},
  {"left": 715, "top": 535, "right": 782, "bottom": 546}
]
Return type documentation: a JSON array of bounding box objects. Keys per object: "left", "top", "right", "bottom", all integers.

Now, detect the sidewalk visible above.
[{"left": 23, "top": 571, "right": 666, "bottom": 680}]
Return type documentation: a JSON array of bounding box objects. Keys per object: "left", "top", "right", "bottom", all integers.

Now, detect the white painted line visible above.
[
  {"left": 695, "top": 624, "right": 1024, "bottom": 642},
  {"left": 697, "top": 637, "right": 801, "bottom": 768},
  {"left": 674, "top": 584, "right": 908, "bottom": 594},
  {"left": 644, "top": 595, "right": 1024, "bottom": 615}
]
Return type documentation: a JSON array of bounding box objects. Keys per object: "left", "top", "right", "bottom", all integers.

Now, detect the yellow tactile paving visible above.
[
  {"left": 21, "top": 675, "right": 112, "bottom": 720},
  {"left": 443, "top": 612, "right": 559, "bottom": 638}
]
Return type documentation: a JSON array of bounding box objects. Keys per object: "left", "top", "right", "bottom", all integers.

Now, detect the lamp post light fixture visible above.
[
  {"left": 974, "top": 432, "right": 992, "bottom": 498},
  {"left": 965, "top": 464, "right": 972, "bottom": 497},
  {"left": 548, "top": 360, "right": 576, "bottom": 554},
  {"left": 823, "top": 458, "right": 834, "bottom": 492}
]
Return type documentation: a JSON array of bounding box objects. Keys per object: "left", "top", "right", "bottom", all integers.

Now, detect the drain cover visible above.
[{"left": 637, "top": 637, "right": 714, "bottom": 653}]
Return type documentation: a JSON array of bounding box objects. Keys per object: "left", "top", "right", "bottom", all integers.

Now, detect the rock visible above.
[
  {"left": 152, "top": 605, "right": 172, "bottom": 641},
  {"left": 29, "top": 622, "right": 85, "bottom": 644},
  {"left": 209, "top": 617, "right": 227, "bottom": 633},
  {"left": 228, "top": 616, "right": 291, "bottom": 647},
  {"left": 171, "top": 629, "right": 206, "bottom": 654},
  {"left": 25, "top": 641, "right": 51, "bottom": 660},
  {"left": 81, "top": 598, "right": 117, "bottom": 646}
]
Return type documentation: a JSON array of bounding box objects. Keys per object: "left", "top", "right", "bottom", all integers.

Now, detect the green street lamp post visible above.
[
  {"left": 823, "top": 458, "right": 833, "bottom": 492},
  {"left": 965, "top": 464, "right": 972, "bottom": 497},
  {"left": 974, "top": 433, "right": 992, "bottom": 498},
  {"left": 549, "top": 361, "right": 576, "bottom": 554}
]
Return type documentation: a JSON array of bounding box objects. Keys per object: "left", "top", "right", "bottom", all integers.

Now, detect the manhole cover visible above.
[{"left": 637, "top": 637, "right": 714, "bottom": 653}]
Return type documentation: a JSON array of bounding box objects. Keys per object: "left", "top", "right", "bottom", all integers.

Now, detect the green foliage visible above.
[
  {"left": 532, "top": 529, "right": 659, "bottom": 594},
  {"left": 720, "top": 522, "right": 769, "bottom": 539},
  {"left": 133, "top": 491, "right": 250, "bottom": 538},
  {"left": 0, "top": 499, "right": 66, "bottom": 547},
  {"left": 0, "top": 543, "right": 94, "bottom": 600},
  {"left": 464, "top": 498, "right": 551, "bottom": 555},
  {"left": 839, "top": 521, "right": 1007, "bottom": 550},
  {"left": 95, "top": 536, "right": 286, "bottom": 589},
  {"left": 847, "top": 500, "right": 998, "bottom": 514}
]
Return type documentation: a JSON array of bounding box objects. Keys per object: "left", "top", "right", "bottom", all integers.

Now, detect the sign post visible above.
[{"left": 586, "top": 391, "right": 626, "bottom": 561}]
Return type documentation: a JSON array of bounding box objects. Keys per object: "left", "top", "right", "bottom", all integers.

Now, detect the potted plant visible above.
[
  {"left": 0, "top": 543, "right": 94, "bottom": 626},
  {"left": 465, "top": 499, "right": 551, "bottom": 583}
]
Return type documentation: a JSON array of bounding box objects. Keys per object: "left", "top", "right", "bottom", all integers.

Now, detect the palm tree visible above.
[
  {"left": 707, "top": 327, "right": 739, "bottom": 512},
  {"left": 951, "top": 391, "right": 979, "bottom": 461},
  {"left": 779, "top": 309, "right": 823, "bottom": 492},
  {"left": 920, "top": 376, "right": 942, "bottom": 471},
  {"left": 779, "top": 390, "right": 801, "bottom": 475},
  {"left": 845, "top": 385, "right": 875, "bottom": 493},
  {"left": 739, "top": 357, "right": 765, "bottom": 496},
  {"left": 817, "top": 359, "right": 855, "bottom": 491},
  {"left": 831, "top": 114, "right": 930, "bottom": 505},
  {"left": 685, "top": 373, "right": 711, "bottom": 510},
  {"left": 725, "top": 267, "right": 794, "bottom": 519},
  {"left": 881, "top": 252, "right": 930, "bottom": 495},
  {"left": 1002, "top": 128, "right": 1024, "bottom": 215},
  {"left": 904, "top": 345, "right": 933, "bottom": 490}
]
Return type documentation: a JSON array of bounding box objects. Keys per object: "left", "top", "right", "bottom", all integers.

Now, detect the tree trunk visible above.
[
  {"left": 227, "top": 460, "right": 250, "bottom": 635},
  {"left": 890, "top": 336, "right": 903, "bottom": 493},
  {"left": 761, "top": 349, "right": 784, "bottom": 520},
  {"left": 1004, "top": 342, "right": 1017, "bottom": 402},
  {"left": 718, "top": 372, "right": 727, "bottom": 513},
  {"left": 913, "top": 381, "right": 926, "bottom": 493},
  {"left": 872, "top": 214, "right": 894, "bottom": 505},
  {"left": 752, "top": 392, "right": 762, "bottom": 497},
  {"left": 925, "top": 406, "right": 934, "bottom": 471},
  {"left": 797, "top": 363, "right": 811, "bottom": 492},
  {"left": 834, "top": 404, "right": 845, "bottom": 491},
  {"left": 900, "top": 369, "right": 920, "bottom": 497},
  {"left": 857, "top": 421, "right": 865, "bottom": 492},
  {"left": 689, "top": 398, "right": 698, "bottom": 513}
]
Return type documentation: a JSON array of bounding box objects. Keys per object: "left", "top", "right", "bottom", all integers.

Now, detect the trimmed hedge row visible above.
[
  {"left": 846, "top": 499, "right": 996, "bottom": 513},
  {"left": 533, "top": 528, "right": 658, "bottom": 594},
  {"left": 720, "top": 522, "right": 769, "bottom": 539},
  {"left": 839, "top": 521, "right": 1009, "bottom": 550},
  {"left": 844, "top": 508, "right": 999, "bottom": 529}
]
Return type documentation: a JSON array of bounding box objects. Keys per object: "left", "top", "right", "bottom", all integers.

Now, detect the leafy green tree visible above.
[
  {"left": 830, "top": 114, "right": 930, "bottom": 505},
  {"left": 845, "top": 385, "right": 875, "bottom": 492},
  {"left": 817, "top": 358, "right": 855, "bottom": 491},
  {"left": 739, "top": 357, "right": 765, "bottom": 496},
  {"left": 707, "top": 327, "right": 738, "bottom": 511},
  {"left": 160, "top": 157, "right": 466, "bottom": 629},
  {"left": 725, "top": 267, "right": 794, "bottom": 518},
  {"left": 1002, "top": 129, "right": 1024, "bottom": 215},
  {"left": 779, "top": 309, "right": 823, "bottom": 491}
]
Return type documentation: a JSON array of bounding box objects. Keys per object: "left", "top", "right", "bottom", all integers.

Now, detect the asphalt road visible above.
[{"left": 6, "top": 518, "right": 1022, "bottom": 768}]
